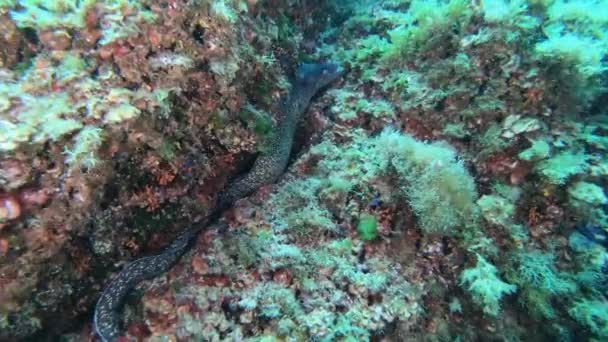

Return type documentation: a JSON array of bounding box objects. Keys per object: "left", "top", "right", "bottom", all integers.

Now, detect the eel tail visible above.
[{"left": 93, "top": 226, "right": 200, "bottom": 342}]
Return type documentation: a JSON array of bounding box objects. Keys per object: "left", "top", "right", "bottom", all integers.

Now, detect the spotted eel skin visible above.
[{"left": 93, "top": 62, "right": 343, "bottom": 341}]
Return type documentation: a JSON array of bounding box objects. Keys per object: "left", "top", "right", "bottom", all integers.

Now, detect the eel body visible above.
[{"left": 93, "top": 62, "right": 343, "bottom": 341}]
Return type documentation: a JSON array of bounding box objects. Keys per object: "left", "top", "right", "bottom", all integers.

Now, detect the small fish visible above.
[{"left": 369, "top": 193, "right": 382, "bottom": 209}]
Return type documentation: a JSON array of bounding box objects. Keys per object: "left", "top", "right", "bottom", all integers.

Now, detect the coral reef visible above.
[
  {"left": 0, "top": 0, "right": 607, "bottom": 341},
  {"left": 0, "top": 0, "right": 304, "bottom": 338}
]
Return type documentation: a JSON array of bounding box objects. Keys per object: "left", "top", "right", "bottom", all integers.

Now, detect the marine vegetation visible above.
[{"left": 0, "top": 0, "right": 607, "bottom": 341}]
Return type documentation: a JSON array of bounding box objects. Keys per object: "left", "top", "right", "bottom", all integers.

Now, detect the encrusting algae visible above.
[{"left": 0, "top": 0, "right": 607, "bottom": 341}]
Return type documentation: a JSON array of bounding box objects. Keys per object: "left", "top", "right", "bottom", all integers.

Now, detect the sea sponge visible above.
[{"left": 357, "top": 214, "right": 379, "bottom": 241}]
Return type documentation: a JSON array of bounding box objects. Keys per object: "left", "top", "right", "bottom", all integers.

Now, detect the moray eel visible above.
[
  {"left": 93, "top": 62, "right": 343, "bottom": 341},
  {"left": 217, "top": 62, "right": 344, "bottom": 209}
]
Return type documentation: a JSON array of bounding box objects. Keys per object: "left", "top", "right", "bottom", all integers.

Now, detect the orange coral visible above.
[
  {"left": 156, "top": 169, "right": 176, "bottom": 186},
  {"left": 190, "top": 255, "right": 209, "bottom": 275},
  {"left": 528, "top": 206, "right": 542, "bottom": 227},
  {"left": 134, "top": 185, "right": 160, "bottom": 212},
  {"left": 523, "top": 88, "right": 544, "bottom": 107},
  {"left": 123, "top": 237, "right": 141, "bottom": 255},
  {"left": 24, "top": 224, "right": 65, "bottom": 259},
  {"left": 67, "top": 245, "right": 91, "bottom": 274}
]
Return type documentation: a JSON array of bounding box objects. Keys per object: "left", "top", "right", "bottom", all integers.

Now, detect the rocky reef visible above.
[{"left": 0, "top": 0, "right": 607, "bottom": 341}]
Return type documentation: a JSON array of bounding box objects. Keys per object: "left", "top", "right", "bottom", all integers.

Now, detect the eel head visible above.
[{"left": 295, "top": 62, "right": 344, "bottom": 97}]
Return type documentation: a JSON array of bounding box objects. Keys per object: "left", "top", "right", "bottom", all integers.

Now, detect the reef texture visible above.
[
  {"left": 0, "top": 0, "right": 333, "bottom": 339},
  {"left": 0, "top": 0, "right": 607, "bottom": 341}
]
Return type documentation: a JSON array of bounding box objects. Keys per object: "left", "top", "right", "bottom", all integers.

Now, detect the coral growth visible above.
[
  {"left": 0, "top": 0, "right": 300, "bottom": 339},
  {"left": 1, "top": 0, "right": 608, "bottom": 341},
  {"left": 460, "top": 254, "right": 517, "bottom": 317}
]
